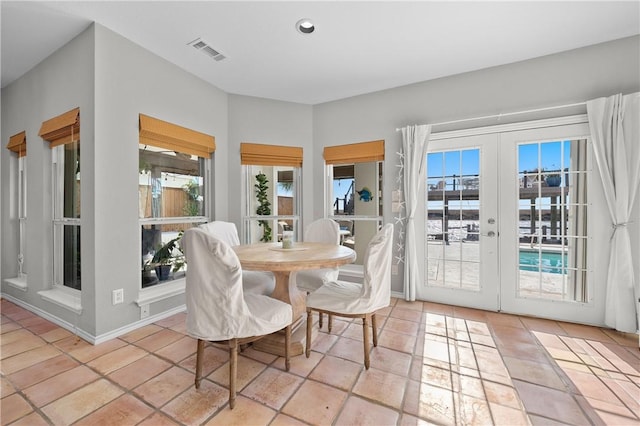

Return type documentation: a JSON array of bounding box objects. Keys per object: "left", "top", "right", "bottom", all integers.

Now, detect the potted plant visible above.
[
  {"left": 255, "top": 172, "right": 272, "bottom": 242},
  {"left": 544, "top": 169, "right": 562, "bottom": 187},
  {"left": 149, "top": 232, "right": 184, "bottom": 281}
]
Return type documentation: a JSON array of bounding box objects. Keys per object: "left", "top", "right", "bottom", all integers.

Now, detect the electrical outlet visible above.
[
  {"left": 391, "top": 264, "right": 399, "bottom": 275},
  {"left": 141, "top": 304, "right": 150, "bottom": 319},
  {"left": 112, "top": 289, "right": 124, "bottom": 305}
]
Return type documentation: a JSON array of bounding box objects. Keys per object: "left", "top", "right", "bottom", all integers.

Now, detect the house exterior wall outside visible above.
[{"left": 312, "top": 35, "right": 640, "bottom": 299}]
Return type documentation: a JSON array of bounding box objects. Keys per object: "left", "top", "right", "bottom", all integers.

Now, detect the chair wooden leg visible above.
[
  {"left": 328, "top": 314, "right": 333, "bottom": 333},
  {"left": 371, "top": 313, "right": 378, "bottom": 347},
  {"left": 362, "top": 315, "right": 370, "bottom": 369},
  {"left": 285, "top": 324, "right": 291, "bottom": 371},
  {"left": 195, "top": 339, "right": 204, "bottom": 389},
  {"left": 306, "top": 309, "right": 312, "bottom": 358},
  {"left": 229, "top": 339, "right": 238, "bottom": 409}
]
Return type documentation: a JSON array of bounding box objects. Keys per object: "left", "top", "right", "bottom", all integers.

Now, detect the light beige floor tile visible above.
[
  {"left": 8, "top": 410, "right": 50, "bottom": 426},
  {"left": 336, "top": 395, "right": 400, "bottom": 425},
  {"left": 8, "top": 354, "right": 78, "bottom": 389},
  {"left": 489, "top": 402, "right": 531, "bottom": 426},
  {"left": 241, "top": 367, "right": 303, "bottom": 410},
  {"left": 162, "top": 379, "right": 228, "bottom": 424},
  {"left": 108, "top": 353, "right": 172, "bottom": 389},
  {"left": 352, "top": 367, "right": 407, "bottom": 409},
  {"left": 155, "top": 335, "right": 197, "bottom": 362},
  {"left": 404, "top": 380, "right": 455, "bottom": 425},
  {"left": 513, "top": 380, "right": 589, "bottom": 425},
  {"left": 74, "top": 393, "right": 154, "bottom": 426},
  {"left": 204, "top": 395, "right": 276, "bottom": 425},
  {"left": 281, "top": 379, "right": 347, "bottom": 424},
  {"left": 41, "top": 378, "right": 123, "bottom": 425},
  {"left": 208, "top": 355, "right": 267, "bottom": 391},
  {"left": 135, "top": 328, "right": 184, "bottom": 352},
  {"left": 23, "top": 365, "right": 100, "bottom": 407},
  {"left": 0, "top": 393, "right": 33, "bottom": 424},
  {"left": 134, "top": 365, "right": 193, "bottom": 408},
  {"left": 308, "top": 355, "right": 362, "bottom": 391},
  {"left": 118, "top": 324, "right": 163, "bottom": 343},
  {"left": 1, "top": 376, "right": 15, "bottom": 397},
  {"left": 87, "top": 344, "right": 148, "bottom": 374}
]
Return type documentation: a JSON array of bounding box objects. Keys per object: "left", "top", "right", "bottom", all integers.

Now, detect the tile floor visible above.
[{"left": 1, "top": 297, "right": 638, "bottom": 425}]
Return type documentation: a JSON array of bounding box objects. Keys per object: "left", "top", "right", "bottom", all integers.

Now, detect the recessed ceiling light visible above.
[{"left": 296, "top": 18, "right": 315, "bottom": 34}]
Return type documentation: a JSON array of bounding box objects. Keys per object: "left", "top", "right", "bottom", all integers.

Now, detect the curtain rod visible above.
[{"left": 395, "top": 101, "right": 587, "bottom": 131}]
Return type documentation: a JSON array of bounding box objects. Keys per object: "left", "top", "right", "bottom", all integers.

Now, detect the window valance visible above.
[
  {"left": 7, "top": 131, "right": 27, "bottom": 157},
  {"left": 139, "top": 114, "right": 215, "bottom": 158},
  {"left": 240, "top": 143, "right": 303, "bottom": 167},
  {"left": 323, "top": 140, "right": 385, "bottom": 164},
  {"left": 39, "top": 107, "right": 80, "bottom": 148}
]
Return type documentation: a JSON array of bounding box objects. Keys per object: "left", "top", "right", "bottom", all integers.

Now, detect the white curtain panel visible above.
[
  {"left": 587, "top": 92, "right": 640, "bottom": 333},
  {"left": 401, "top": 125, "right": 432, "bottom": 301}
]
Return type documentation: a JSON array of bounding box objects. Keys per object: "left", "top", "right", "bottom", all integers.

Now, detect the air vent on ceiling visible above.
[{"left": 188, "top": 38, "right": 226, "bottom": 62}]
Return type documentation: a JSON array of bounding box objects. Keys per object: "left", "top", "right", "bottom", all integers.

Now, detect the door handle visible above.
[{"left": 482, "top": 231, "right": 496, "bottom": 237}]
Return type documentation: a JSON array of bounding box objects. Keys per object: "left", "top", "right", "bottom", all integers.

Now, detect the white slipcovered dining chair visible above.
[
  {"left": 305, "top": 223, "right": 393, "bottom": 369},
  {"left": 294, "top": 218, "right": 341, "bottom": 293},
  {"left": 182, "top": 228, "right": 292, "bottom": 409},
  {"left": 292, "top": 218, "right": 341, "bottom": 328},
  {"left": 199, "top": 221, "right": 275, "bottom": 296}
]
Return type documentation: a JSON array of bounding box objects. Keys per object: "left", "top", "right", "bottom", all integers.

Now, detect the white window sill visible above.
[
  {"left": 38, "top": 289, "right": 82, "bottom": 314},
  {"left": 136, "top": 279, "right": 185, "bottom": 307},
  {"left": 4, "top": 275, "right": 27, "bottom": 291}
]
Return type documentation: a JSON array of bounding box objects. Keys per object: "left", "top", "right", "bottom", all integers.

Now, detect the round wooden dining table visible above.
[{"left": 233, "top": 241, "right": 356, "bottom": 355}]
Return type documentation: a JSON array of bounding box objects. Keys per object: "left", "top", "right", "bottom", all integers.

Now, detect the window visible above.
[
  {"left": 325, "top": 140, "right": 384, "bottom": 266},
  {"left": 138, "top": 114, "right": 214, "bottom": 288},
  {"left": 241, "top": 143, "right": 302, "bottom": 243},
  {"left": 6, "top": 131, "right": 27, "bottom": 282},
  {"left": 40, "top": 108, "right": 81, "bottom": 291}
]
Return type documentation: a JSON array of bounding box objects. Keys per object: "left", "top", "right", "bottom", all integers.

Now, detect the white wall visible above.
[
  {"left": 93, "top": 24, "right": 228, "bottom": 334},
  {"left": 313, "top": 35, "right": 640, "bottom": 294},
  {"left": 1, "top": 26, "right": 96, "bottom": 331},
  {"left": 2, "top": 26, "right": 638, "bottom": 338},
  {"left": 227, "top": 95, "right": 313, "bottom": 233}
]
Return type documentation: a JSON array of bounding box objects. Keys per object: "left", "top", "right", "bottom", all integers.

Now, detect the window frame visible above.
[
  {"left": 138, "top": 148, "right": 211, "bottom": 288},
  {"left": 51, "top": 141, "right": 81, "bottom": 294},
  {"left": 242, "top": 165, "right": 302, "bottom": 244}
]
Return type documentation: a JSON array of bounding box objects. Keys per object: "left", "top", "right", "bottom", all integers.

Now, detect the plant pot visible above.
[
  {"left": 545, "top": 176, "right": 561, "bottom": 187},
  {"left": 155, "top": 264, "right": 172, "bottom": 281}
]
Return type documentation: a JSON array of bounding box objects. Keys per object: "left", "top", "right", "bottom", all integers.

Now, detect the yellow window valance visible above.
[
  {"left": 7, "top": 131, "right": 27, "bottom": 157},
  {"left": 139, "top": 114, "right": 216, "bottom": 158},
  {"left": 323, "top": 140, "right": 385, "bottom": 165},
  {"left": 240, "top": 143, "right": 303, "bottom": 167},
  {"left": 39, "top": 107, "right": 80, "bottom": 148}
]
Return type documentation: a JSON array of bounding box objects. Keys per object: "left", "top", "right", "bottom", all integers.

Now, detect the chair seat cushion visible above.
[
  {"left": 294, "top": 268, "right": 339, "bottom": 293},
  {"left": 306, "top": 280, "right": 388, "bottom": 315},
  {"left": 243, "top": 271, "right": 275, "bottom": 295}
]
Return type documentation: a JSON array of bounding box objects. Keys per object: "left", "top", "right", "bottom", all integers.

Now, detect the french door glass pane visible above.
[
  {"left": 426, "top": 148, "right": 481, "bottom": 290},
  {"left": 517, "top": 139, "right": 588, "bottom": 302}
]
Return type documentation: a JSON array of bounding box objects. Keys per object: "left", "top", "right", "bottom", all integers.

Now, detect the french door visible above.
[{"left": 417, "top": 119, "right": 601, "bottom": 324}]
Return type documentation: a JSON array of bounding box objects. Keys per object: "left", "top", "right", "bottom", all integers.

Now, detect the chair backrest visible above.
[
  {"left": 362, "top": 223, "right": 394, "bottom": 308},
  {"left": 304, "top": 218, "right": 340, "bottom": 245},
  {"left": 182, "top": 227, "right": 249, "bottom": 341},
  {"left": 199, "top": 221, "right": 240, "bottom": 246}
]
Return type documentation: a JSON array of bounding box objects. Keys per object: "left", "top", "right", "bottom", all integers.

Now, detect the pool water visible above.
[{"left": 519, "top": 250, "right": 567, "bottom": 274}]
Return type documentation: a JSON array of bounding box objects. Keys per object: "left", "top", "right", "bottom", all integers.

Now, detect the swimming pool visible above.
[{"left": 519, "top": 250, "right": 567, "bottom": 274}]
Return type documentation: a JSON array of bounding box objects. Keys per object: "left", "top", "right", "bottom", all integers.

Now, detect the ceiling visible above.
[{"left": 2, "top": 1, "right": 639, "bottom": 105}]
